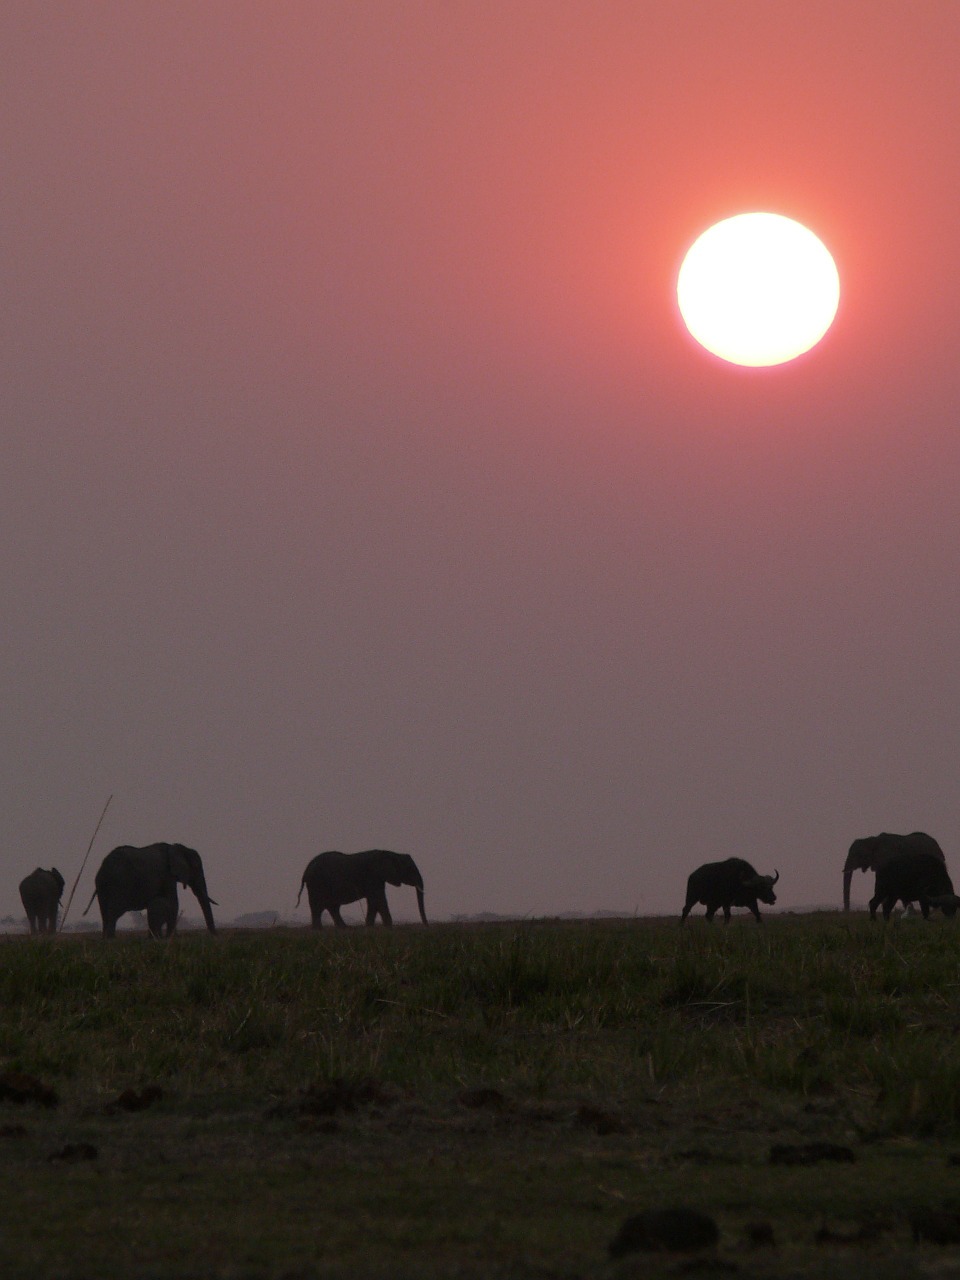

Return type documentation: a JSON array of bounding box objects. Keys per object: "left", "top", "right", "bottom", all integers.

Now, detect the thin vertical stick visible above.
[{"left": 59, "top": 794, "right": 113, "bottom": 932}]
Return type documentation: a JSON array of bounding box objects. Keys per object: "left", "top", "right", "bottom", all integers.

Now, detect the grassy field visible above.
[{"left": 3, "top": 913, "right": 960, "bottom": 1278}]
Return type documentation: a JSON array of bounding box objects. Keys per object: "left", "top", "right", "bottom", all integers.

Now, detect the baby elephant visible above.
[{"left": 19, "top": 867, "right": 66, "bottom": 935}]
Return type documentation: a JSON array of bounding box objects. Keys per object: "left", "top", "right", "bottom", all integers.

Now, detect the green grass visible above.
[{"left": 3, "top": 914, "right": 960, "bottom": 1277}]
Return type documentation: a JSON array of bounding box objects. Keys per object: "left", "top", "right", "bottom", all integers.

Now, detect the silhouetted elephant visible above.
[
  {"left": 19, "top": 867, "right": 65, "bottom": 935},
  {"left": 297, "top": 849, "right": 427, "bottom": 928},
  {"left": 869, "top": 851, "right": 960, "bottom": 921},
  {"left": 83, "top": 844, "right": 217, "bottom": 939},
  {"left": 843, "top": 832, "right": 944, "bottom": 911}
]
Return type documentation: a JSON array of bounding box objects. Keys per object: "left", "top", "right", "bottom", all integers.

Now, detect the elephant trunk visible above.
[
  {"left": 842, "top": 867, "right": 853, "bottom": 912},
  {"left": 416, "top": 887, "right": 428, "bottom": 925},
  {"left": 190, "top": 872, "right": 217, "bottom": 934}
]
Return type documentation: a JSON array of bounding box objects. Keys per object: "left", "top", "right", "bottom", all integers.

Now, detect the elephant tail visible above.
[
  {"left": 295, "top": 875, "right": 306, "bottom": 908},
  {"left": 81, "top": 888, "right": 98, "bottom": 917}
]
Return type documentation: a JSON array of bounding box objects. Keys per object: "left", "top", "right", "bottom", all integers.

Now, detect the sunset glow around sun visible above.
[{"left": 677, "top": 213, "right": 840, "bottom": 367}]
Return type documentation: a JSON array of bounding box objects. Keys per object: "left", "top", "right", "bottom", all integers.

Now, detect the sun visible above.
[{"left": 676, "top": 212, "right": 840, "bottom": 367}]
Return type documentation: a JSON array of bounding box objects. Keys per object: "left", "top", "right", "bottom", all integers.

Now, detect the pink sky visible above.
[{"left": 3, "top": 2, "right": 960, "bottom": 921}]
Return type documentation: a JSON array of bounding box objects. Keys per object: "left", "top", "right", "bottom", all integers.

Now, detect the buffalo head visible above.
[{"left": 744, "top": 868, "right": 779, "bottom": 906}]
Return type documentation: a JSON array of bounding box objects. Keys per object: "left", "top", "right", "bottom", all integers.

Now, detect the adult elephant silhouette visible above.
[
  {"left": 297, "top": 850, "right": 427, "bottom": 928},
  {"left": 843, "top": 831, "right": 945, "bottom": 911},
  {"left": 83, "top": 844, "right": 217, "bottom": 939},
  {"left": 19, "top": 867, "right": 65, "bottom": 935}
]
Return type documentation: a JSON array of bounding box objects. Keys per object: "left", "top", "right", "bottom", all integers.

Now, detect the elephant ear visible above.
[
  {"left": 167, "top": 845, "right": 193, "bottom": 886},
  {"left": 846, "top": 839, "right": 869, "bottom": 870}
]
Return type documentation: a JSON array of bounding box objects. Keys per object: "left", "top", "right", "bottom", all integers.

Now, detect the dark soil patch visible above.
[
  {"left": 458, "top": 1086, "right": 508, "bottom": 1110},
  {"left": 814, "top": 1212, "right": 891, "bottom": 1245},
  {"left": 0, "top": 1071, "right": 58, "bottom": 1108},
  {"left": 677, "top": 1148, "right": 742, "bottom": 1165},
  {"left": 677, "top": 1260, "right": 738, "bottom": 1274},
  {"left": 303, "top": 1077, "right": 393, "bottom": 1115},
  {"left": 269, "top": 1076, "right": 395, "bottom": 1120},
  {"left": 48, "top": 1142, "right": 98, "bottom": 1163},
  {"left": 770, "top": 1142, "right": 856, "bottom": 1166},
  {"left": 910, "top": 1208, "right": 960, "bottom": 1244},
  {"left": 744, "top": 1221, "right": 776, "bottom": 1247},
  {"left": 609, "top": 1207, "right": 720, "bottom": 1255},
  {"left": 574, "top": 1102, "right": 629, "bottom": 1135},
  {"left": 105, "top": 1085, "right": 164, "bottom": 1114}
]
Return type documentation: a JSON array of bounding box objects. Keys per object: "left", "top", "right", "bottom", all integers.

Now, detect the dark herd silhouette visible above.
[
  {"left": 15, "top": 830, "right": 960, "bottom": 938},
  {"left": 17, "top": 846, "right": 429, "bottom": 939}
]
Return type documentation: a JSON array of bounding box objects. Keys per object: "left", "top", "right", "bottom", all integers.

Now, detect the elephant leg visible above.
[
  {"left": 147, "top": 900, "right": 164, "bottom": 938},
  {"left": 919, "top": 899, "right": 931, "bottom": 919},
  {"left": 365, "top": 889, "right": 391, "bottom": 926},
  {"left": 722, "top": 905, "right": 732, "bottom": 923},
  {"left": 330, "top": 907, "right": 348, "bottom": 927},
  {"left": 306, "top": 890, "right": 322, "bottom": 928},
  {"left": 102, "top": 913, "right": 118, "bottom": 939}
]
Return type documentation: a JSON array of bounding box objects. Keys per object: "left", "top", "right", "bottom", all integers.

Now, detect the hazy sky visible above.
[{"left": 4, "top": 2, "right": 960, "bottom": 924}]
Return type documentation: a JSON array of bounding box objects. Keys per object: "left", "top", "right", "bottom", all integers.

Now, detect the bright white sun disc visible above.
[{"left": 677, "top": 213, "right": 839, "bottom": 367}]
